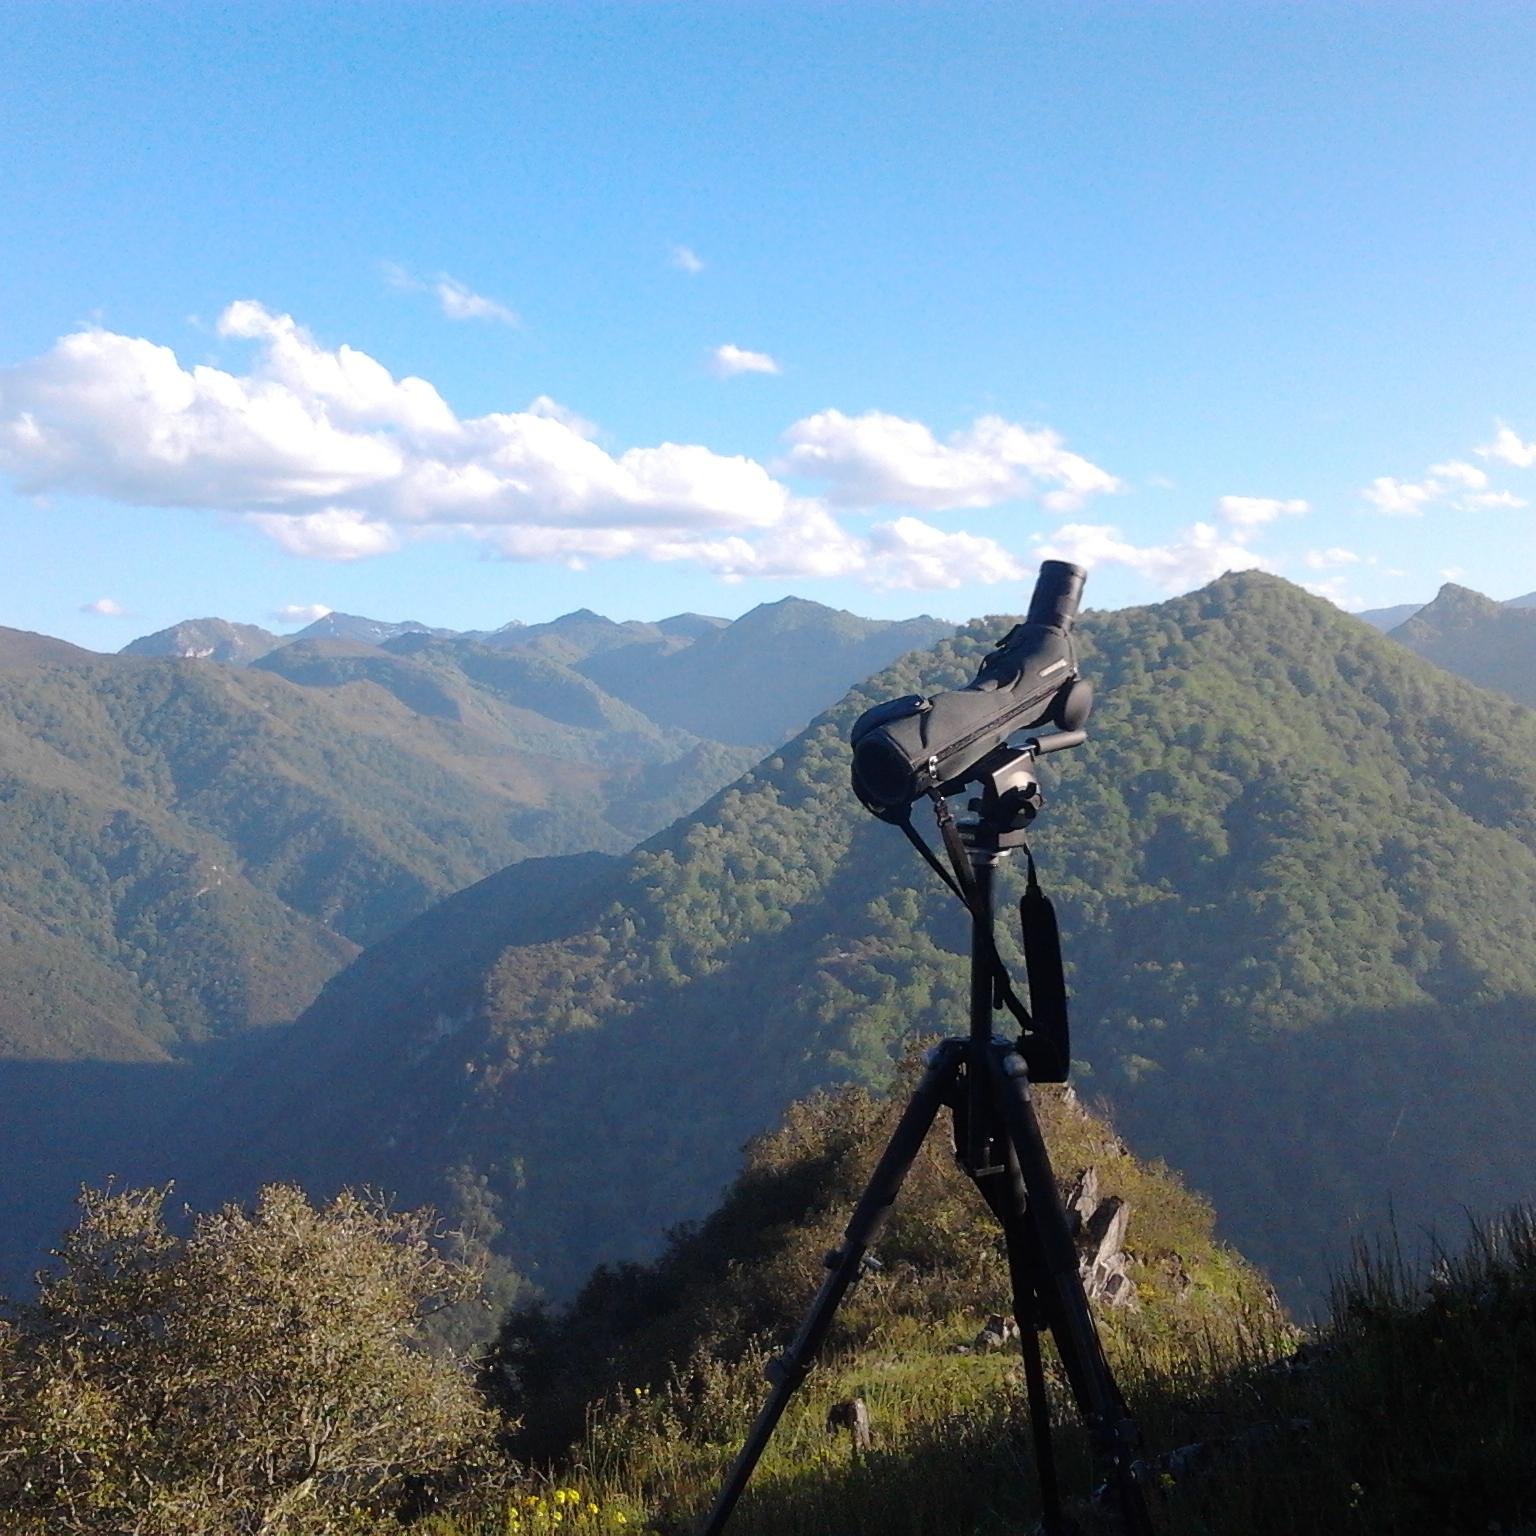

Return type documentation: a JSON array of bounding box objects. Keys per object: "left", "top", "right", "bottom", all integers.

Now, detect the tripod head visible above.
[{"left": 956, "top": 728, "right": 1088, "bottom": 851}]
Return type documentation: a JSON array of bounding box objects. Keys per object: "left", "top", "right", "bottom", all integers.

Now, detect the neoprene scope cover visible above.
[{"left": 850, "top": 561, "right": 1087, "bottom": 816}]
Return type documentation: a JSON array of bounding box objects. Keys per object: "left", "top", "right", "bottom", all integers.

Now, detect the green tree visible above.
[{"left": 0, "top": 1184, "right": 496, "bottom": 1535}]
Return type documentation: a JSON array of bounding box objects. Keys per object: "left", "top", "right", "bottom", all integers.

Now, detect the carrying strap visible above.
[
  {"left": 895, "top": 796, "right": 1035, "bottom": 1034},
  {"left": 1019, "top": 850, "right": 1070, "bottom": 1082}
]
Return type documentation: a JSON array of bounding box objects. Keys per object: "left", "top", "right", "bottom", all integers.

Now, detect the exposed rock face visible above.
[{"left": 1067, "top": 1167, "right": 1137, "bottom": 1308}]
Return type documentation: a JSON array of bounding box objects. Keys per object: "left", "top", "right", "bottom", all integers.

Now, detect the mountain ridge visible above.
[{"left": 196, "top": 573, "right": 1536, "bottom": 1304}]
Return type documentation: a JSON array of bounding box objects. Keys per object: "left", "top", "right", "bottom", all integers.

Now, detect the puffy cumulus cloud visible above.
[
  {"left": 671, "top": 245, "right": 705, "bottom": 275},
  {"left": 1218, "top": 494, "right": 1309, "bottom": 528},
  {"left": 272, "top": 603, "right": 333, "bottom": 624},
  {"left": 0, "top": 305, "right": 1103, "bottom": 592},
  {"left": 246, "top": 509, "right": 403, "bottom": 561},
  {"left": 711, "top": 343, "right": 781, "bottom": 378},
  {"left": 483, "top": 505, "right": 1025, "bottom": 591},
  {"left": 1477, "top": 422, "right": 1536, "bottom": 469},
  {"left": 1361, "top": 455, "right": 1526, "bottom": 516},
  {"left": 1035, "top": 521, "right": 1279, "bottom": 592},
  {"left": 783, "top": 409, "right": 1119, "bottom": 513},
  {"left": 0, "top": 305, "right": 804, "bottom": 564},
  {"left": 80, "top": 596, "right": 126, "bottom": 616}
]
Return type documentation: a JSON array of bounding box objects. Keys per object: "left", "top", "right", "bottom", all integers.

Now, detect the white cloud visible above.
[
  {"left": 1218, "top": 494, "right": 1308, "bottom": 528},
  {"left": 1035, "top": 521, "right": 1278, "bottom": 592},
  {"left": 272, "top": 603, "right": 333, "bottom": 625},
  {"left": 784, "top": 409, "right": 1120, "bottom": 513},
  {"left": 524, "top": 395, "right": 599, "bottom": 439},
  {"left": 1476, "top": 422, "right": 1536, "bottom": 469},
  {"left": 1303, "top": 547, "right": 1363, "bottom": 570},
  {"left": 247, "top": 509, "right": 403, "bottom": 561},
  {"left": 80, "top": 596, "right": 126, "bottom": 616},
  {"left": 670, "top": 245, "right": 705, "bottom": 274},
  {"left": 1303, "top": 576, "right": 1366, "bottom": 610},
  {"left": 0, "top": 304, "right": 1122, "bottom": 594},
  {"left": 433, "top": 277, "right": 517, "bottom": 326},
  {"left": 1362, "top": 453, "right": 1524, "bottom": 515},
  {"left": 711, "top": 343, "right": 781, "bottom": 378},
  {"left": 382, "top": 262, "right": 517, "bottom": 326},
  {"left": 483, "top": 504, "right": 1027, "bottom": 591},
  {"left": 0, "top": 305, "right": 796, "bottom": 551}
]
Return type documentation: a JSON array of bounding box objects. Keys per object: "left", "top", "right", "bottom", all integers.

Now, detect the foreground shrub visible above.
[{"left": 0, "top": 1183, "right": 498, "bottom": 1535}]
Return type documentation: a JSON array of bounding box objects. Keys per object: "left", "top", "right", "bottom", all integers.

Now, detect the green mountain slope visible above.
[
  {"left": 0, "top": 645, "right": 753, "bottom": 1064},
  {"left": 579, "top": 597, "right": 953, "bottom": 745},
  {"left": 202, "top": 573, "right": 1536, "bottom": 1304},
  {"left": 1389, "top": 581, "right": 1536, "bottom": 707},
  {"left": 121, "top": 617, "right": 284, "bottom": 664}
]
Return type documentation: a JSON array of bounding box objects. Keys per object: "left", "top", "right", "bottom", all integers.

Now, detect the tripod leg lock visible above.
[{"left": 764, "top": 1353, "right": 813, "bottom": 1389}]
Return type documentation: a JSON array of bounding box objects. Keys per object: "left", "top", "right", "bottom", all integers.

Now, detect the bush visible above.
[{"left": 0, "top": 1183, "right": 498, "bottom": 1535}]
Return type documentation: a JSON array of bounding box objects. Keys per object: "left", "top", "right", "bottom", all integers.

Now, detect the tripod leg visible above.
[
  {"left": 696, "top": 1041, "right": 964, "bottom": 1536},
  {"left": 985, "top": 1046, "right": 1155, "bottom": 1536},
  {"left": 1003, "top": 1199, "right": 1068, "bottom": 1530}
]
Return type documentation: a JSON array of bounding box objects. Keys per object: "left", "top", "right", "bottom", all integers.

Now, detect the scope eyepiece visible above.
[{"left": 1025, "top": 560, "right": 1086, "bottom": 632}]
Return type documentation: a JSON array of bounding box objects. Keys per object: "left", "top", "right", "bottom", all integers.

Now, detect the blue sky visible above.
[{"left": 3, "top": 2, "right": 1534, "bottom": 647}]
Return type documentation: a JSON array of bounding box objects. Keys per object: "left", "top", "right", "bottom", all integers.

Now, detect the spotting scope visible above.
[{"left": 850, "top": 560, "right": 1093, "bottom": 819}]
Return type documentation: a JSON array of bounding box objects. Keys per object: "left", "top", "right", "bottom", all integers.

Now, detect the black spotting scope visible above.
[{"left": 850, "top": 560, "right": 1093, "bottom": 820}]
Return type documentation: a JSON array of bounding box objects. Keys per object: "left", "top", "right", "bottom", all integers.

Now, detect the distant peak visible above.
[{"left": 1428, "top": 582, "right": 1501, "bottom": 613}]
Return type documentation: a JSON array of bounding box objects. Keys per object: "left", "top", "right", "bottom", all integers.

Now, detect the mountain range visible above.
[
  {"left": 0, "top": 596, "right": 952, "bottom": 1291},
  {"left": 177, "top": 573, "right": 1536, "bottom": 1307}
]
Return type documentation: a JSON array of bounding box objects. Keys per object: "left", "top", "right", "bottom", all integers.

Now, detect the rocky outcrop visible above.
[{"left": 1067, "top": 1167, "right": 1137, "bottom": 1308}]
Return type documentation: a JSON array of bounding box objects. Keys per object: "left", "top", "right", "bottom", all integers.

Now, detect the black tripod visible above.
[{"left": 698, "top": 739, "right": 1153, "bottom": 1536}]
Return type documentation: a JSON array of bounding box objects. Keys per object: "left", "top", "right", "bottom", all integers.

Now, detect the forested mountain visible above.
[
  {"left": 196, "top": 574, "right": 1536, "bottom": 1305},
  {"left": 289, "top": 611, "right": 455, "bottom": 644},
  {"left": 1389, "top": 581, "right": 1536, "bottom": 707},
  {"left": 121, "top": 617, "right": 283, "bottom": 664},
  {"left": 119, "top": 598, "right": 943, "bottom": 750},
  {"left": 0, "top": 647, "right": 752, "bottom": 1065},
  {"left": 580, "top": 597, "right": 952, "bottom": 745}
]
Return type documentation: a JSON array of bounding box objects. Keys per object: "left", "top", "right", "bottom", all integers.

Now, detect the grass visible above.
[{"left": 420, "top": 1205, "right": 1536, "bottom": 1536}]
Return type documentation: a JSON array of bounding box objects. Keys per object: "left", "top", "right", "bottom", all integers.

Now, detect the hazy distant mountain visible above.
[
  {"left": 121, "top": 617, "right": 282, "bottom": 665},
  {"left": 1389, "top": 582, "right": 1536, "bottom": 708},
  {"left": 579, "top": 597, "right": 954, "bottom": 745},
  {"left": 1358, "top": 589, "right": 1536, "bottom": 631},
  {"left": 655, "top": 612, "right": 729, "bottom": 639},
  {"left": 1355, "top": 602, "right": 1424, "bottom": 631},
  {"left": 290, "top": 612, "right": 457, "bottom": 645},
  {"left": 202, "top": 574, "right": 1536, "bottom": 1303},
  {"left": 480, "top": 608, "right": 690, "bottom": 667}
]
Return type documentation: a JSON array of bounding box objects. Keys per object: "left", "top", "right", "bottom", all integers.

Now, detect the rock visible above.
[
  {"left": 1065, "top": 1167, "right": 1100, "bottom": 1238},
  {"left": 972, "top": 1313, "right": 1019, "bottom": 1351},
  {"left": 826, "top": 1396, "right": 871, "bottom": 1452},
  {"left": 1071, "top": 1190, "right": 1138, "bottom": 1309}
]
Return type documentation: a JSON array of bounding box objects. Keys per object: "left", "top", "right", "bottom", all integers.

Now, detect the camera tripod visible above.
[{"left": 698, "top": 741, "right": 1153, "bottom": 1536}]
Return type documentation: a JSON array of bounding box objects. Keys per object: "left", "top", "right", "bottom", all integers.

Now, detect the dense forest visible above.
[
  {"left": 0, "top": 599, "right": 951, "bottom": 1292},
  {"left": 194, "top": 573, "right": 1536, "bottom": 1309}
]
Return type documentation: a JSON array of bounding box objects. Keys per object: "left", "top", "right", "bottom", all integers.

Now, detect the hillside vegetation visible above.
[
  {"left": 203, "top": 574, "right": 1536, "bottom": 1308},
  {"left": 1390, "top": 581, "right": 1536, "bottom": 707},
  {"left": 6, "top": 1042, "right": 1531, "bottom": 1533},
  {"left": 485, "top": 1084, "right": 1534, "bottom": 1536}
]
